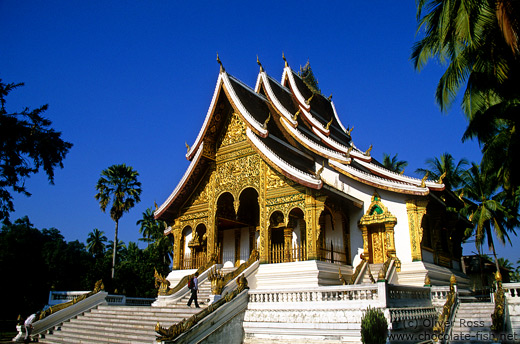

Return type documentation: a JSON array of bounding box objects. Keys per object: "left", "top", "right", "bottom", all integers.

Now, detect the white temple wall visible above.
[
  {"left": 378, "top": 189, "right": 413, "bottom": 264},
  {"left": 292, "top": 220, "right": 302, "bottom": 246},
  {"left": 183, "top": 228, "right": 193, "bottom": 253},
  {"left": 349, "top": 208, "right": 365, "bottom": 266}
]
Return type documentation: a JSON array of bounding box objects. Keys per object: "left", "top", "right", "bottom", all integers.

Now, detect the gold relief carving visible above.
[
  {"left": 266, "top": 167, "right": 290, "bottom": 189},
  {"left": 202, "top": 140, "right": 216, "bottom": 159},
  {"left": 191, "top": 184, "right": 209, "bottom": 205},
  {"left": 406, "top": 199, "right": 425, "bottom": 262},
  {"left": 216, "top": 147, "right": 255, "bottom": 163},
  {"left": 258, "top": 161, "right": 268, "bottom": 263},
  {"left": 178, "top": 211, "right": 208, "bottom": 222},
  {"left": 215, "top": 154, "right": 261, "bottom": 196},
  {"left": 219, "top": 112, "right": 246, "bottom": 147},
  {"left": 266, "top": 193, "right": 305, "bottom": 206},
  {"left": 207, "top": 172, "right": 216, "bottom": 258}
]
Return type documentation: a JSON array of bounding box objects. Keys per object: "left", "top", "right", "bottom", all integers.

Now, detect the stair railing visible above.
[
  {"left": 155, "top": 253, "right": 218, "bottom": 296},
  {"left": 433, "top": 274, "right": 458, "bottom": 343},
  {"left": 349, "top": 260, "right": 367, "bottom": 284},
  {"left": 13, "top": 280, "right": 107, "bottom": 342},
  {"left": 155, "top": 274, "right": 250, "bottom": 342},
  {"left": 208, "top": 249, "right": 259, "bottom": 296}
]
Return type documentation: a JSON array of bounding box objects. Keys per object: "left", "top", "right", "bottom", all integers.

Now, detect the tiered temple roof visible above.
[{"left": 155, "top": 58, "right": 445, "bottom": 221}]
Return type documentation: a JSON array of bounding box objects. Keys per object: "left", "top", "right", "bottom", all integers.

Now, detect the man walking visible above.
[{"left": 187, "top": 271, "right": 200, "bottom": 308}]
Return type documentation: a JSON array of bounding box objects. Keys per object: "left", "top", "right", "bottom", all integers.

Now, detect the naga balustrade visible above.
[{"left": 503, "top": 282, "right": 520, "bottom": 303}]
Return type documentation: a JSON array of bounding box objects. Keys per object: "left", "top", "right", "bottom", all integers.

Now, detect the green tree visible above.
[
  {"left": 86, "top": 228, "right": 108, "bottom": 257},
  {"left": 95, "top": 164, "right": 142, "bottom": 279},
  {"left": 137, "top": 208, "right": 162, "bottom": 246},
  {"left": 0, "top": 79, "right": 73, "bottom": 222},
  {"left": 412, "top": 0, "right": 520, "bottom": 196},
  {"left": 382, "top": 153, "right": 408, "bottom": 174},
  {"left": 461, "top": 163, "right": 517, "bottom": 271},
  {"left": 416, "top": 152, "right": 468, "bottom": 191}
]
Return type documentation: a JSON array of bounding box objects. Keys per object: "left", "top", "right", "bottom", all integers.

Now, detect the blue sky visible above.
[{"left": 1, "top": 1, "right": 516, "bottom": 262}]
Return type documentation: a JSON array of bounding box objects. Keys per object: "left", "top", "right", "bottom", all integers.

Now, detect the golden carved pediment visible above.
[{"left": 359, "top": 191, "right": 397, "bottom": 225}]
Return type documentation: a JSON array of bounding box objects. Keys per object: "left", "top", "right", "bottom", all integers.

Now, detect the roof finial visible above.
[
  {"left": 420, "top": 171, "right": 429, "bottom": 188},
  {"left": 315, "top": 161, "right": 325, "bottom": 179},
  {"left": 282, "top": 52, "right": 288, "bottom": 67},
  {"left": 217, "top": 52, "right": 225, "bottom": 73},
  {"left": 185, "top": 141, "right": 190, "bottom": 153},
  {"left": 305, "top": 93, "right": 315, "bottom": 105},
  {"left": 257, "top": 55, "right": 264, "bottom": 72},
  {"left": 364, "top": 144, "right": 373, "bottom": 157},
  {"left": 263, "top": 112, "right": 271, "bottom": 130},
  {"left": 293, "top": 109, "right": 300, "bottom": 122},
  {"left": 346, "top": 146, "right": 353, "bottom": 157},
  {"left": 325, "top": 116, "right": 334, "bottom": 130},
  {"left": 346, "top": 126, "right": 354, "bottom": 136},
  {"left": 438, "top": 171, "right": 447, "bottom": 184},
  {"left": 328, "top": 94, "right": 333, "bottom": 101}
]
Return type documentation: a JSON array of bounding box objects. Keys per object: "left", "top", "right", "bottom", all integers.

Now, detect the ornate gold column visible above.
[
  {"left": 359, "top": 224, "right": 369, "bottom": 261},
  {"left": 406, "top": 199, "right": 429, "bottom": 262},
  {"left": 207, "top": 172, "right": 217, "bottom": 260},
  {"left": 258, "top": 162, "right": 269, "bottom": 264},
  {"left": 384, "top": 221, "right": 397, "bottom": 258},
  {"left": 305, "top": 191, "right": 326, "bottom": 261},
  {"left": 284, "top": 227, "right": 293, "bottom": 262},
  {"left": 172, "top": 228, "right": 182, "bottom": 270}
]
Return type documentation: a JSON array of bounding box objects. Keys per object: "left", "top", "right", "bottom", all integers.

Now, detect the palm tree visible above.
[
  {"left": 416, "top": 152, "right": 469, "bottom": 191},
  {"left": 137, "top": 208, "right": 163, "bottom": 246},
  {"left": 95, "top": 164, "right": 142, "bottom": 279},
  {"left": 86, "top": 228, "right": 107, "bottom": 258},
  {"left": 461, "top": 162, "right": 517, "bottom": 272},
  {"left": 382, "top": 153, "right": 408, "bottom": 174}
]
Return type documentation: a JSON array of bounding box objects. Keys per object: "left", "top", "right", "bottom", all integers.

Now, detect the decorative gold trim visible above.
[
  {"left": 38, "top": 280, "right": 104, "bottom": 321},
  {"left": 156, "top": 274, "right": 249, "bottom": 342}
]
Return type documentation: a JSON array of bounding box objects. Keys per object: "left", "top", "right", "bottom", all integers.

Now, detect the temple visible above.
[
  {"left": 24, "top": 58, "right": 520, "bottom": 344},
  {"left": 154, "top": 56, "right": 469, "bottom": 289}
]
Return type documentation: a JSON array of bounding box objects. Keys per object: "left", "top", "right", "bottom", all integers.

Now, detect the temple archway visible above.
[
  {"left": 180, "top": 226, "right": 192, "bottom": 269},
  {"left": 268, "top": 211, "right": 285, "bottom": 263},
  {"left": 358, "top": 191, "right": 397, "bottom": 264}
]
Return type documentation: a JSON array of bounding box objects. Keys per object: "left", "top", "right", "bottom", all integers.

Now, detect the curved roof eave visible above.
[
  {"left": 222, "top": 73, "right": 269, "bottom": 138},
  {"left": 257, "top": 72, "right": 298, "bottom": 127},
  {"left": 246, "top": 128, "right": 322, "bottom": 189},
  {"left": 354, "top": 158, "right": 445, "bottom": 191},
  {"left": 311, "top": 127, "right": 372, "bottom": 162},
  {"left": 155, "top": 142, "right": 205, "bottom": 220},
  {"left": 280, "top": 117, "right": 351, "bottom": 164},
  {"left": 299, "top": 106, "right": 330, "bottom": 136},
  {"left": 186, "top": 75, "right": 224, "bottom": 161},
  {"left": 328, "top": 159, "right": 430, "bottom": 196},
  {"left": 330, "top": 100, "right": 349, "bottom": 133},
  {"left": 282, "top": 67, "right": 311, "bottom": 112}
]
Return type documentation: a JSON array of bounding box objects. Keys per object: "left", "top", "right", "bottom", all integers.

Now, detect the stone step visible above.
[{"left": 42, "top": 327, "right": 157, "bottom": 344}]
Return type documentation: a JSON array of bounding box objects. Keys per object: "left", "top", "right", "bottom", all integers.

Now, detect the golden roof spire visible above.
[
  {"left": 282, "top": 52, "right": 288, "bottom": 67},
  {"left": 346, "top": 126, "right": 354, "bottom": 136},
  {"left": 325, "top": 116, "right": 334, "bottom": 130},
  {"left": 257, "top": 55, "right": 264, "bottom": 72},
  {"left": 328, "top": 93, "right": 333, "bottom": 101},
  {"left": 364, "top": 144, "right": 373, "bottom": 157},
  {"left": 263, "top": 112, "right": 271, "bottom": 130},
  {"left": 420, "top": 171, "right": 429, "bottom": 188},
  {"left": 293, "top": 109, "right": 300, "bottom": 121},
  {"left": 217, "top": 52, "right": 225, "bottom": 73}
]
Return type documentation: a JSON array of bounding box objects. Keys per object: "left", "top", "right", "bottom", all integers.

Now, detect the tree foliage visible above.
[
  {"left": 0, "top": 216, "right": 170, "bottom": 328},
  {"left": 360, "top": 306, "right": 388, "bottom": 344},
  {"left": 0, "top": 79, "right": 73, "bottom": 222},
  {"left": 95, "top": 164, "right": 142, "bottom": 279},
  {"left": 382, "top": 153, "right": 408, "bottom": 174}
]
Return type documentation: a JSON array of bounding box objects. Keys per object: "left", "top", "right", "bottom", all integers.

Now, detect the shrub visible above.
[{"left": 361, "top": 306, "right": 388, "bottom": 344}]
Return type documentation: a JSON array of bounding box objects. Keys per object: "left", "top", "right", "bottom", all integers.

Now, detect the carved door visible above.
[{"left": 367, "top": 224, "right": 386, "bottom": 264}]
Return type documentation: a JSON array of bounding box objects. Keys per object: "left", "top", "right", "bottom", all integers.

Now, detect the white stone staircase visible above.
[
  {"left": 449, "top": 301, "right": 495, "bottom": 343},
  {"left": 39, "top": 281, "right": 213, "bottom": 344}
]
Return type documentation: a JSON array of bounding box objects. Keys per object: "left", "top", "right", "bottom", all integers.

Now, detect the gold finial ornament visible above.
[
  {"left": 365, "top": 144, "right": 373, "bottom": 157},
  {"left": 496, "top": 270, "right": 503, "bottom": 282},
  {"left": 328, "top": 94, "right": 333, "bottom": 101},
  {"left": 185, "top": 141, "right": 190, "bottom": 153},
  {"left": 438, "top": 171, "right": 447, "bottom": 184},
  {"left": 217, "top": 53, "right": 225, "bottom": 72},
  {"left": 346, "top": 146, "right": 353, "bottom": 157},
  {"left": 293, "top": 109, "right": 300, "bottom": 122},
  {"left": 282, "top": 52, "right": 288, "bottom": 67},
  {"left": 263, "top": 112, "right": 271, "bottom": 130},
  {"left": 154, "top": 200, "right": 158, "bottom": 211},
  {"left": 257, "top": 55, "right": 263, "bottom": 72},
  {"left": 325, "top": 116, "right": 334, "bottom": 130},
  {"left": 420, "top": 171, "right": 429, "bottom": 188},
  {"left": 306, "top": 93, "right": 315, "bottom": 105},
  {"left": 346, "top": 126, "right": 354, "bottom": 136}
]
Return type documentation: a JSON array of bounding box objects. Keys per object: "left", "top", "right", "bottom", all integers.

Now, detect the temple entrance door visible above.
[{"left": 367, "top": 224, "right": 386, "bottom": 264}]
